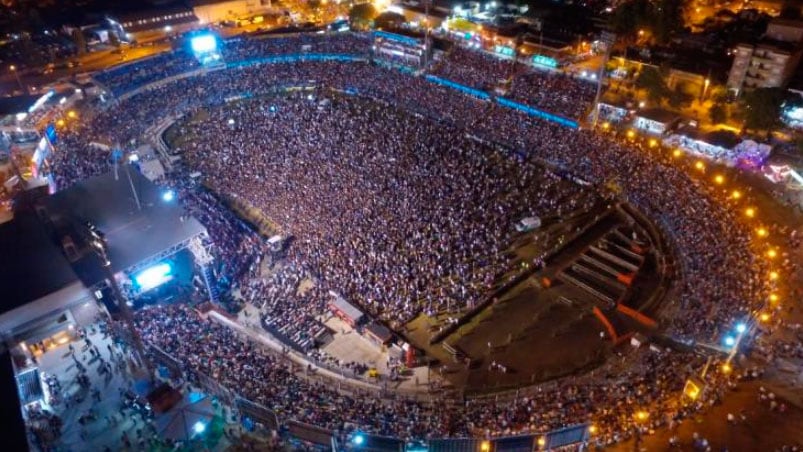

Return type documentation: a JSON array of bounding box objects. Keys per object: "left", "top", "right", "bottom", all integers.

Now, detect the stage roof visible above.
[
  {"left": 44, "top": 165, "right": 207, "bottom": 284},
  {"left": 0, "top": 166, "right": 206, "bottom": 313}
]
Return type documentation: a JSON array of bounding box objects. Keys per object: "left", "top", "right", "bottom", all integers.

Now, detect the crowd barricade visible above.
[
  {"left": 424, "top": 75, "right": 491, "bottom": 100},
  {"left": 286, "top": 420, "right": 335, "bottom": 448},
  {"left": 495, "top": 97, "right": 579, "bottom": 129},
  {"left": 428, "top": 438, "right": 483, "bottom": 452},
  {"left": 148, "top": 344, "right": 183, "bottom": 378},
  {"left": 226, "top": 53, "right": 367, "bottom": 70},
  {"left": 235, "top": 397, "right": 280, "bottom": 431}
]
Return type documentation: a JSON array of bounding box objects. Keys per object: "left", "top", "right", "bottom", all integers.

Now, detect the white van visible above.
[{"left": 515, "top": 216, "right": 541, "bottom": 232}]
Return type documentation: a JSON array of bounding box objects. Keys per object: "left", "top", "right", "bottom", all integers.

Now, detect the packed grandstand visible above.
[{"left": 41, "top": 32, "right": 776, "bottom": 447}]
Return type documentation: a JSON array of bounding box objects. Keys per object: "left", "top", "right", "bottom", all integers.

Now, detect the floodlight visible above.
[
  {"left": 191, "top": 35, "right": 217, "bottom": 53},
  {"left": 193, "top": 421, "right": 205, "bottom": 434},
  {"left": 134, "top": 263, "right": 172, "bottom": 291}
]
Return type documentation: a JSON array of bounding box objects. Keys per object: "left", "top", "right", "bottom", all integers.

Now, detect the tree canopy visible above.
[
  {"left": 635, "top": 66, "right": 669, "bottom": 103},
  {"left": 349, "top": 3, "right": 378, "bottom": 30},
  {"left": 741, "top": 87, "right": 803, "bottom": 131},
  {"left": 610, "top": 0, "right": 687, "bottom": 44}
]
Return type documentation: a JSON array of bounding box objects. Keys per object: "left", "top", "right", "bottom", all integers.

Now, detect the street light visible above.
[
  {"left": 714, "top": 174, "right": 724, "bottom": 184},
  {"left": 731, "top": 190, "right": 742, "bottom": 199},
  {"left": 745, "top": 207, "right": 755, "bottom": 218},
  {"left": 9, "top": 64, "right": 25, "bottom": 94},
  {"left": 756, "top": 227, "right": 768, "bottom": 238}
]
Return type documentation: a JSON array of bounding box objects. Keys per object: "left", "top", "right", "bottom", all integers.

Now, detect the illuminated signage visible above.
[{"left": 532, "top": 55, "right": 558, "bottom": 68}]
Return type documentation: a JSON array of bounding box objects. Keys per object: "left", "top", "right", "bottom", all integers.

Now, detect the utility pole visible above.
[{"left": 591, "top": 31, "right": 616, "bottom": 129}]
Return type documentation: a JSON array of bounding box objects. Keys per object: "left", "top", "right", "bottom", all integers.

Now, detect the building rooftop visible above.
[
  {"left": 0, "top": 94, "right": 41, "bottom": 117},
  {"left": 0, "top": 211, "right": 81, "bottom": 316}
]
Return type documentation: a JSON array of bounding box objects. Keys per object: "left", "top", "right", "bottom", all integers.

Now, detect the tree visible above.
[
  {"left": 653, "top": 0, "right": 686, "bottom": 44},
  {"left": 635, "top": 66, "right": 668, "bottom": 103},
  {"left": 349, "top": 3, "right": 377, "bottom": 30},
  {"left": 667, "top": 84, "right": 693, "bottom": 109},
  {"left": 779, "top": 5, "right": 800, "bottom": 19},
  {"left": 709, "top": 103, "right": 727, "bottom": 124},
  {"left": 374, "top": 11, "right": 406, "bottom": 30},
  {"left": 609, "top": 0, "right": 687, "bottom": 44},
  {"left": 740, "top": 87, "right": 801, "bottom": 132},
  {"left": 72, "top": 29, "right": 87, "bottom": 55},
  {"left": 609, "top": 0, "right": 653, "bottom": 42}
]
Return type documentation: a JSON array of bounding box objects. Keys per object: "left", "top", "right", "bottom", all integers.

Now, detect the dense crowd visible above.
[
  {"left": 94, "top": 51, "right": 200, "bottom": 97},
  {"left": 182, "top": 90, "right": 595, "bottom": 330},
  {"left": 90, "top": 32, "right": 599, "bottom": 120},
  {"left": 134, "top": 302, "right": 744, "bottom": 444},
  {"left": 430, "top": 46, "right": 514, "bottom": 91},
  {"left": 45, "top": 34, "right": 778, "bottom": 443},
  {"left": 508, "top": 69, "right": 597, "bottom": 120}
]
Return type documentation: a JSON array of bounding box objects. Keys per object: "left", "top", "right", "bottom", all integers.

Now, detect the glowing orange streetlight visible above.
[
  {"left": 721, "top": 363, "right": 732, "bottom": 374},
  {"left": 759, "top": 312, "right": 770, "bottom": 322},
  {"left": 745, "top": 207, "right": 755, "bottom": 218},
  {"left": 769, "top": 293, "right": 779, "bottom": 304},
  {"left": 767, "top": 249, "right": 777, "bottom": 259},
  {"left": 673, "top": 149, "right": 682, "bottom": 158},
  {"left": 732, "top": 190, "right": 742, "bottom": 199},
  {"left": 756, "top": 227, "right": 768, "bottom": 238},
  {"left": 714, "top": 174, "right": 724, "bottom": 184},
  {"left": 695, "top": 161, "right": 705, "bottom": 171},
  {"left": 769, "top": 271, "right": 779, "bottom": 281}
]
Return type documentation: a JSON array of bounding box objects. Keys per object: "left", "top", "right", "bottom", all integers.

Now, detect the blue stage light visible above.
[
  {"left": 191, "top": 35, "right": 217, "bottom": 53},
  {"left": 735, "top": 323, "right": 747, "bottom": 334},
  {"left": 193, "top": 421, "right": 206, "bottom": 434},
  {"left": 134, "top": 263, "right": 172, "bottom": 291},
  {"left": 162, "top": 190, "right": 175, "bottom": 202},
  {"left": 723, "top": 336, "right": 736, "bottom": 347},
  {"left": 353, "top": 433, "right": 365, "bottom": 445}
]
